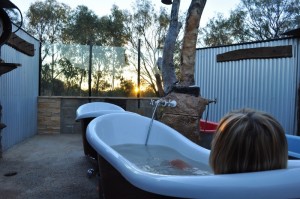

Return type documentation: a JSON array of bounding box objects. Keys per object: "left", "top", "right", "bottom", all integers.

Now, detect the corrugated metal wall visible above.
[
  {"left": 195, "top": 38, "right": 300, "bottom": 135},
  {"left": 0, "top": 25, "right": 40, "bottom": 150}
]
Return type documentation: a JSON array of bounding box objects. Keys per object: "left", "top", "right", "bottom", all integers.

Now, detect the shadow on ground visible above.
[{"left": 0, "top": 134, "right": 98, "bottom": 199}]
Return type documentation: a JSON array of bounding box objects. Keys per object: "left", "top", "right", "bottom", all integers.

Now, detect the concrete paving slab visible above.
[{"left": 0, "top": 134, "right": 98, "bottom": 199}]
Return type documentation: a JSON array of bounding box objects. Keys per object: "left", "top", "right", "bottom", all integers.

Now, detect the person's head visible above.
[{"left": 209, "top": 108, "right": 288, "bottom": 174}]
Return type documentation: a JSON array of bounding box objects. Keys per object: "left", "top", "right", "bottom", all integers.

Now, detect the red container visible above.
[
  {"left": 199, "top": 119, "right": 219, "bottom": 149},
  {"left": 199, "top": 119, "right": 218, "bottom": 133}
]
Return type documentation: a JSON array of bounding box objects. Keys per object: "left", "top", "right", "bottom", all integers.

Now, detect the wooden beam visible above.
[
  {"left": 217, "top": 45, "right": 293, "bottom": 62},
  {"left": 0, "top": 63, "right": 21, "bottom": 76},
  {"left": 5, "top": 32, "right": 35, "bottom": 56}
]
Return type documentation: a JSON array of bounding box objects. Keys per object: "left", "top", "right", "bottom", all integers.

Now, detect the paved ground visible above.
[{"left": 0, "top": 134, "right": 99, "bottom": 199}]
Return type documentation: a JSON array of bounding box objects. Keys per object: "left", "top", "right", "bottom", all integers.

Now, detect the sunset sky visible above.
[{"left": 11, "top": 0, "right": 240, "bottom": 27}]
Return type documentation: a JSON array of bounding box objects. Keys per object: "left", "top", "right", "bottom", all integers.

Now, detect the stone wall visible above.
[
  {"left": 38, "top": 97, "right": 61, "bottom": 134},
  {"left": 38, "top": 96, "right": 156, "bottom": 134}
]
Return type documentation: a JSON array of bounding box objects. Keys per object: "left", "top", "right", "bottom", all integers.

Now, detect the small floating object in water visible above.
[{"left": 169, "top": 159, "right": 191, "bottom": 170}]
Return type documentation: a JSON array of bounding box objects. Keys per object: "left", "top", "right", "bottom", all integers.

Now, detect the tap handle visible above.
[
  {"left": 167, "top": 100, "right": 177, "bottom": 107},
  {"left": 150, "top": 99, "right": 153, "bottom": 106}
]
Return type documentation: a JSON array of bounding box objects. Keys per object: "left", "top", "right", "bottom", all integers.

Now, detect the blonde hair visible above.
[{"left": 209, "top": 108, "right": 288, "bottom": 174}]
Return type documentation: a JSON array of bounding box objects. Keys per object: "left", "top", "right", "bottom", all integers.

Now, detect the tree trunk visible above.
[
  {"left": 155, "top": 73, "right": 165, "bottom": 97},
  {"left": 180, "top": 0, "right": 206, "bottom": 86},
  {"left": 161, "top": 0, "right": 182, "bottom": 94},
  {"left": 158, "top": 0, "right": 209, "bottom": 146}
]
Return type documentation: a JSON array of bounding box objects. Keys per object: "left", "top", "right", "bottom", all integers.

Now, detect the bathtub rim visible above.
[
  {"left": 75, "top": 102, "right": 125, "bottom": 121},
  {"left": 286, "top": 134, "right": 300, "bottom": 159},
  {"left": 87, "top": 112, "right": 300, "bottom": 199}
]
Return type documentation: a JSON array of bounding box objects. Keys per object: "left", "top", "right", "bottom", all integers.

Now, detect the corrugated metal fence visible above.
[
  {"left": 195, "top": 38, "right": 300, "bottom": 135},
  {"left": 0, "top": 25, "right": 40, "bottom": 150}
]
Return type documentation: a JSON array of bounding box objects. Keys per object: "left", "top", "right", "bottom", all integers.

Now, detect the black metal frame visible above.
[{"left": 0, "top": 8, "right": 12, "bottom": 46}]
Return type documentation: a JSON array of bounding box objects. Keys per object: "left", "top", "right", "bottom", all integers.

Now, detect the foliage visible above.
[
  {"left": 201, "top": 10, "right": 250, "bottom": 46},
  {"left": 40, "top": 63, "right": 65, "bottom": 96},
  {"left": 62, "top": 5, "right": 130, "bottom": 46},
  {"left": 114, "top": 76, "right": 135, "bottom": 97},
  {"left": 55, "top": 44, "right": 89, "bottom": 93},
  {"left": 25, "top": 1, "right": 131, "bottom": 96},
  {"left": 24, "top": 0, "right": 178, "bottom": 97},
  {"left": 26, "top": 0, "right": 300, "bottom": 96},
  {"left": 100, "top": 5, "right": 131, "bottom": 46},
  {"left": 125, "top": 0, "right": 183, "bottom": 96},
  {"left": 140, "top": 87, "right": 157, "bottom": 97},
  {"left": 241, "top": 0, "right": 300, "bottom": 40},
  {"left": 4, "top": 8, "right": 22, "bottom": 27},
  {"left": 91, "top": 46, "right": 126, "bottom": 94},
  {"left": 26, "top": 0, "right": 70, "bottom": 44},
  {"left": 58, "top": 58, "right": 81, "bottom": 94},
  {"left": 61, "top": 5, "right": 130, "bottom": 96},
  {"left": 25, "top": 0, "right": 72, "bottom": 95},
  {"left": 201, "top": 0, "right": 300, "bottom": 46},
  {"left": 40, "top": 63, "right": 52, "bottom": 94},
  {"left": 62, "top": 6, "right": 101, "bottom": 45}
]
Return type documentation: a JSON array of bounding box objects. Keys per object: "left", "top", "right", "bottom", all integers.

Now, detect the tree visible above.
[
  {"left": 61, "top": 5, "right": 130, "bottom": 95},
  {"left": 26, "top": 0, "right": 70, "bottom": 45},
  {"left": 201, "top": 0, "right": 300, "bottom": 47},
  {"left": 201, "top": 14, "right": 233, "bottom": 46},
  {"left": 55, "top": 44, "right": 90, "bottom": 94},
  {"left": 91, "top": 46, "right": 126, "bottom": 94},
  {"left": 118, "top": 76, "right": 135, "bottom": 96},
  {"left": 26, "top": 0, "right": 71, "bottom": 95},
  {"left": 126, "top": 0, "right": 182, "bottom": 96},
  {"left": 62, "top": 5, "right": 130, "bottom": 46},
  {"left": 157, "top": 0, "right": 209, "bottom": 145},
  {"left": 100, "top": 5, "right": 131, "bottom": 47},
  {"left": 5, "top": 7, "right": 22, "bottom": 28},
  {"left": 179, "top": 0, "right": 207, "bottom": 86},
  {"left": 241, "top": 0, "right": 300, "bottom": 40},
  {"left": 201, "top": 10, "right": 251, "bottom": 46},
  {"left": 62, "top": 5, "right": 101, "bottom": 45},
  {"left": 40, "top": 63, "right": 52, "bottom": 94},
  {"left": 160, "top": 0, "right": 182, "bottom": 93},
  {"left": 58, "top": 58, "right": 80, "bottom": 95}
]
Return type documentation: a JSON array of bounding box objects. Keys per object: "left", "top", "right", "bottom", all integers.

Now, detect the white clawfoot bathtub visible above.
[
  {"left": 87, "top": 112, "right": 300, "bottom": 199},
  {"left": 75, "top": 102, "right": 125, "bottom": 158}
]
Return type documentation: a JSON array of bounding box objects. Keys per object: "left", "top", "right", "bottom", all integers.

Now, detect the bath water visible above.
[{"left": 112, "top": 144, "right": 212, "bottom": 176}]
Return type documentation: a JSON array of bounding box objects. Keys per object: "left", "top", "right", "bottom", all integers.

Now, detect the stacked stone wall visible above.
[{"left": 37, "top": 97, "right": 155, "bottom": 134}]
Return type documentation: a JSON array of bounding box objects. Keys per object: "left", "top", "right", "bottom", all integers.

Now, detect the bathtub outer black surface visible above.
[
  {"left": 80, "top": 118, "right": 97, "bottom": 159},
  {"left": 97, "top": 155, "right": 182, "bottom": 199}
]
